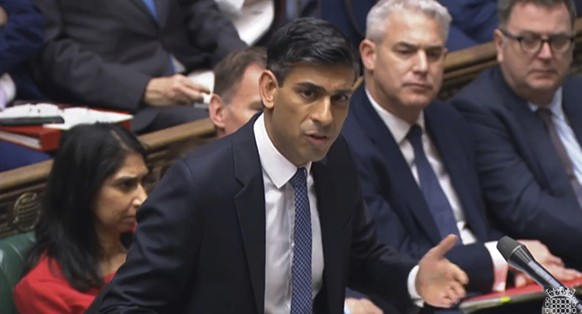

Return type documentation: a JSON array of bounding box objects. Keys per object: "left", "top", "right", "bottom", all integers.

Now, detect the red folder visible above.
[
  {"left": 459, "top": 278, "right": 582, "bottom": 313},
  {"left": 0, "top": 124, "right": 61, "bottom": 151},
  {"left": 0, "top": 111, "right": 132, "bottom": 152}
]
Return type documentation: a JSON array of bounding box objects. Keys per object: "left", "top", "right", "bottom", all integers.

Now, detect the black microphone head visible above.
[{"left": 497, "top": 236, "right": 522, "bottom": 261}]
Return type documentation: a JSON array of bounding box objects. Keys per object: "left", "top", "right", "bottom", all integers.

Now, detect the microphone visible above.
[{"left": 497, "top": 236, "right": 582, "bottom": 313}]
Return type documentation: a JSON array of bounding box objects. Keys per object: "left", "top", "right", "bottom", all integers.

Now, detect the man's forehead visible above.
[
  {"left": 284, "top": 63, "right": 356, "bottom": 87},
  {"left": 393, "top": 40, "right": 445, "bottom": 50},
  {"left": 383, "top": 19, "right": 446, "bottom": 46},
  {"left": 505, "top": 2, "right": 573, "bottom": 32}
]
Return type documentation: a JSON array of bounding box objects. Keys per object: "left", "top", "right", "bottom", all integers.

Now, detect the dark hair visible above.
[
  {"left": 24, "top": 123, "right": 147, "bottom": 292},
  {"left": 266, "top": 17, "right": 360, "bottom": 85},
  {"left": 213, "top": 46, "right": 267, "bottom": 104},
  {"left": 498, "top": 0, "right": 577, "bottom": 28}
]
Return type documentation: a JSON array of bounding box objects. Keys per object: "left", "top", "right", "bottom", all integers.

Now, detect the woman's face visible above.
[{"left": 93, "top": 152, "right": 148, "bottom": 234}]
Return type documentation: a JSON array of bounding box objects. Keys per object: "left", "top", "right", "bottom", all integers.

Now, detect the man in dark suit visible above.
[
  {"left": 451, "top": 0, "right": 582, "bottom": 270},
  {"left": 0, "top": 0, "right": 51, "bottom": 171},
  {"left": 91, "top": 18, "right": 469, "bottom": 314},
  {"left": 32, "top": 0, "right": 246, "bottom": 133},
  {"left": 209, "top": 46, "right": 266, "bottom": 138},
  {"left": 342, "top": 0, "right": 580, "bottom": 312}
]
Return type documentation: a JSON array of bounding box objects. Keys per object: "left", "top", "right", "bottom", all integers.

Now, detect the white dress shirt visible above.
[
  {"left": 528, "top": 88, "right": 582, "bottom": 186},
  {"left": 254, "top": 114, "right": 324, "bottom": 314},
  {"left": 366, "top": 89, "right": 508, "bottom": 293},
  {"left": 0, "top": 73, "right": 15, "bottom": 110}
]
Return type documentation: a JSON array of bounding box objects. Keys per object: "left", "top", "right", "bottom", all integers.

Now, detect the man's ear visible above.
[
  {"left": 209, "top": 94, "right": 226, "bottom": 130},
  {"left": 360, "top": 39, "right": 377, "bottom": 72},
  {"left": 260, "top": 70, "right": 278, "bottom": 110},
  {"left": 494, "top": 29, "right": 504, "bottom": 63}
]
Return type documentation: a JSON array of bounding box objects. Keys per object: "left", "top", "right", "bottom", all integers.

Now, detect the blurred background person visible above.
[
  {"left": 32, "top": 0, "right": 246, "bottom": 134},
  {"left": 13, "top": 123, "right": 149, "bottom": 314},
  {"left": 0, "top": 0, "right": 50, "bottom": 171},
  {"left": 452, "top": 0, "right": 582, "bottom": 270},
  {"left": 209, "top": 46, "right": 266, "bottom": 138}
]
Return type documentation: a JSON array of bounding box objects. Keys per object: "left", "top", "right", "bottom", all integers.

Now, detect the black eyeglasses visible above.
[{"left": 499, "top": 28, "right": 575, "bottom": 54}]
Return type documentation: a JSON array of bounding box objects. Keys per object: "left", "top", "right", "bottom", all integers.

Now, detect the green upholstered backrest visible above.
[{"left": 0, "top": 232, "right": 35, "bottom": 314}]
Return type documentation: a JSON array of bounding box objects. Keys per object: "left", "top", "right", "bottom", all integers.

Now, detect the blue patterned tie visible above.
[
  {"left": 407, "top": 125, "right": 460, "bottom": 239},
  {"left": 142, "top": 0, "right": 158, "bottom": 20},
  {"left": 289, "top": 168, "right": 312, "bottom": 314}
]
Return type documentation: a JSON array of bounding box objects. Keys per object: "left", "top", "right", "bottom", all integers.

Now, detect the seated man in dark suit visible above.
[
  {"left": 209, "top": 46, "right": 266, "bottom": 138},
  {"left": 451, "top": 0, "right": 582, "bottom": 270},
  {"left": 32, "top": 0, "right": 246, "bottom": 134},
  {"left": 342, "top": 0, "right": 581, "bottom": 313},
  {"left": 89, "top": 17, "right": 469, "bottom": 314},
  {"left": 0, "top": 0, "right": 50, "bottom": 171}
]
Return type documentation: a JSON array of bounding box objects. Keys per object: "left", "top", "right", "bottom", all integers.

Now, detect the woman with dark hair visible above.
[{"left": 13, "top": 123, "right": 149, "bottom": 314}]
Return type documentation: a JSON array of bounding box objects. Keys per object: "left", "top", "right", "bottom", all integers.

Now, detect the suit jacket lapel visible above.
[
  {"left": 351, "top": 87, "right": 442, "bottom": 243},
  {"left": 425, "top": 105, "right": 489, "bottom": 240},
  {"left": 233, "top": 121, "right": 266, "bottom": 314},
  {"left": 129, "top": 0, "right": 160, "bottom": 26},
  {"left": 561, "top": 77, "right": 582, "bottom": 144},
  {"left": 153, "top": 0, "right": 169, "bottom": 28},
  {"left": 312, "top": 160, "right": 342, "bottom": 313}
]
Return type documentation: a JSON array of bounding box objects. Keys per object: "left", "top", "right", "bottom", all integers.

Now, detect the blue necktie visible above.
[
  {"left": 141, "top": 0, "right": 176, "bottom": 74},
  {"left": 142, "top": 0, "right": 159, "bottom": 20},
  {"left": 289, "top": 168, "right": 312, "bottom": 314},
  {"left": 407, "top": 125, "right": 460, "bottom": 239}
]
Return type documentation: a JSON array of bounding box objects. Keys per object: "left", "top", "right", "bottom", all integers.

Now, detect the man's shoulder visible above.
[
  {"left": 453, "top": 67, "right": 498, "bottom": 102},
  {"left": 451, "top": 67, "right": 513, "bottom": 115},
  {"left": 563, "top": 74, "right": 582, "bottom": 92}
]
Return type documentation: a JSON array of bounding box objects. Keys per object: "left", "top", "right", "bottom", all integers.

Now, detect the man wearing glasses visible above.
[{"left": 452, "top": 0, "right": 582, "bottom": 271}]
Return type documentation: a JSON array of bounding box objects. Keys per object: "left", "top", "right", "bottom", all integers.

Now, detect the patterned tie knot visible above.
[
  {"left": 407, "top": 124, "right": 423, "bottom": 147},
  {"left": 290, "top": 168, "right": 308, "bottom": 190},
  {"left": 536, "top": 107, "right": 553, "bottom": 126}
]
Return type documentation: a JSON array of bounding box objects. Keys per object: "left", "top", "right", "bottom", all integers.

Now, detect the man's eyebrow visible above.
[
  {"left": 296, "top": 82, "right": 353, "bottom": 94},
  {"left": 295, "top": 82, "right": 325, "bottom": 92},
  {"left": 395, "top": 41, "right": 444, "bottom": 50}
]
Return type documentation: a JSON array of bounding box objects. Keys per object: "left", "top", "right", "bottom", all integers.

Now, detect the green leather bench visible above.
[{"left": 0, "top": 232, "right": 35, "bottom": 314}]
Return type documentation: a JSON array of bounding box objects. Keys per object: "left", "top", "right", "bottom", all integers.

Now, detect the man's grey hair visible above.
[
  {"left": 498, "top": 0, "right": 577, "bottom": 28},
  {"left": 366, "top": 0, "right": 452, "bottom": 42}
]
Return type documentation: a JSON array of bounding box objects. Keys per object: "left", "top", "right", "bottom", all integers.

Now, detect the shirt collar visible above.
[
  {"left": 253, "top": 113, "right": 312, "bottom": 189},
  {"left": 365, "top": 88, "right": 426, "bottom": 143},
  {"left": 528, "top": 87, "right": 564, "bottom": 119}
]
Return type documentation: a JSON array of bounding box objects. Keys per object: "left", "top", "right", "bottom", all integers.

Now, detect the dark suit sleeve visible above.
[
  {"left": 33, "top": 0, "right": 151, "bottom": 112},
  {"left": 452, "top": 97, "right": 582, "bottom": 268},
  {"left": 181, "top": 0, "right": 246, "bottom": 66},
  {"left": 347, "top": 186, "right": 417, "bottom": 302},
  {"left": 0, "top": 0, "right": 43, "bottom": 75},
  {"left": 337, "top": 138, "right": 417, "bottom": 304},
  {"left": 96, "top": 160, "right": 203, "bottom": 313}
]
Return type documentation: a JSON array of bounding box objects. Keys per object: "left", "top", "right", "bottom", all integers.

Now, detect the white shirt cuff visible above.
[
  {"left": 344, "top": 303, "right": 352, "bottom": 314},
  {"left": 0, "top": 73, "right": 15, "bottom": 110},
  {"left": 408, "top": 265, "right": 422, "bottom": 299},
  {"left": 485, "top": 241, "right": 509, "bottom": 292}
]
